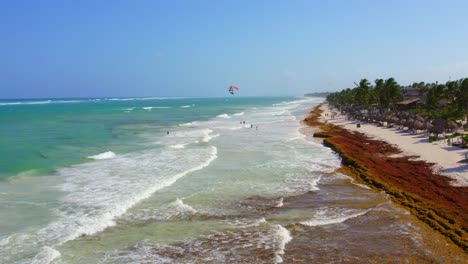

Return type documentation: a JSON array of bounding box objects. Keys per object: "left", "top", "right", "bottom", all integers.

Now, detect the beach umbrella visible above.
[
  {"left": 377, "top": 114, "right": 386, "bottom": 122},
  {"left": 425, "top": 122, "right": 434, "bottom": 130},
  {"left": 404, "top": 119, "right": 414, "bottom": 129},
  {"left": 432, "top": 118, "right": 447, "bottom": 128},
  {"left": 413, "top": 120, "right": 425, "bottom": 130},
  {"left": 447, "top": 120, "right": 459, "bottom": 129},
  {"left": 384, "top": 115, "right": 392, "bottom": 122},
  {"left": 429, "top": 124, "right": 444, "bottom": 134},
  {"left": 389, "top": 116, "right": 399, "bottom": 124},
  {"left": 416, "top": 115, "right": 425, "bottom": 122},
  {"left": 447, "top": 120, "right": 459, "bottom": 132}
]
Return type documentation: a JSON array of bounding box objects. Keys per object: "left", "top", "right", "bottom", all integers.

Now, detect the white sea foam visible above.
[
  {"left": 275, "top": 198, "right": 284, "bottom": 208},
  {"left": 0, "top": 99, "right": 89, "bottom": 106},
  {"left": 300, "top": 208, "right": 370, "bottom": 227},
  {"left": 123, "top": 198, "right": 198, "bottom": 222},
  {"left": 233, "top": 112, "right": 245, "bottom": 116},
  {"left": 201, "top": 129, "right": 220, "bottom": 143},
  {"left": 216, "top": 114, "right": 230, "bottom": 118},
  {"left": 51, "top": 100, "right": 84, "bottom": 104},
  {"left": 107, "top": 97, "right": 185, "bottom": 101},
  {"left": 2, "top": 145, "right": 218, "bottom": 264},
  {"left": 142, "top": 106, "right": 171, "bottom": 110},
  {"left": 274, "top": 225, "right": 292, "bottom": 263},
  {"left": 309, "top": 176, "right": 321, "bottom": 191},
  {"left": 31, "top": 246, "right": 61, "bottom": 264},
  {"left": 249, "top": 218, "right": 267, "bottom": 227},
  {"left": 1, "top": 97, "right": 332, "bottom": 263},
  {"left": 87, "top": 151, "right": 116, "bottom": 160},
  {"left": 181, "top": 104, "right": 194, "bottom": 108},
  {"left": 169, "top": 144, "right": 186, "bottom": 149},
  {"left": 0, "top": 100, "right": 52, "bottom": 106},
  {"left": 286, "top": 136, "right": 304, "bottom": 142},
  {"left": 179, "top": 122, "right": 195, "bottom": 127},
  {"left": 225, "top": 126, "right": 243, "bottom": 131},
  {"left": 349, "top": 178, "right": 372, "bottom": 189},
  {"left": 273, "top": 110, "right": 291, "bottom": 116},
  {"left": 227, "top": 217, "right": 267, "bottom": 228},
  {"left": 173, "top": 198, "right": 197, "bottom": 214},
  {"left": 60, "top": 145, "right": 218, "bottom": 237}
]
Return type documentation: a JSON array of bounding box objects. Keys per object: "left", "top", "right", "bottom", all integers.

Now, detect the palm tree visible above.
[
  {"left": 459, "top": 78, "right": 468, "bottom": 120},
  {"left": 374, "top": 78, "right": 402, "bottom": 112},
  {"left": 374, "top": 78, "right": 385, "bottom": 112},
  {"left": 426, "top": 84, "right": 445, "bottom": 112},
  {"left": 445, "top": 80, "right": 459, "bottom": 105},
  {"left": 384, "top": 78, "right": 402, "bottom": 111},
  {"left": 354, "top": 79, "right": 372, "bottom": 108}
]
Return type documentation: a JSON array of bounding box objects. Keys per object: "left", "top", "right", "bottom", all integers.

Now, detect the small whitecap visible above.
[
  {"left": 169, "top": 144, "right": 186, "bottom": 149},
  {"left": 87, "top": 151, "right": 116, "bottom": 160},
  {"left": 216, "top": 114, "right": 230, "bottom": 118}
]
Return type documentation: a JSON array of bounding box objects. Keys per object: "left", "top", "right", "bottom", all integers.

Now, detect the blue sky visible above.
[{"left": 1, "top": 0, "right": 468, "bottom": 98}]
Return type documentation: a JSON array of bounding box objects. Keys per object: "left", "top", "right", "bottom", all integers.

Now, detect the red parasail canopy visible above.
[{"left": 228, "top": 85, "right": 239, "bottom": 94}]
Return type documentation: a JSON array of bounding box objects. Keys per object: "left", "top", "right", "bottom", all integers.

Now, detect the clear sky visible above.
[{"left": 1, "top": 0, "right": 468, "bottom": 98}]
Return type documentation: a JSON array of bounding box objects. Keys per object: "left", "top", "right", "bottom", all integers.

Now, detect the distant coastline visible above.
[{"left": 304, "top": 92, "right": 330, "bottom": 98}]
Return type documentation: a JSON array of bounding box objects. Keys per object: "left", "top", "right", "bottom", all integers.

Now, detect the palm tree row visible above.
[{"left": 327, "top": 77, "right": 468, "bottom": 121}]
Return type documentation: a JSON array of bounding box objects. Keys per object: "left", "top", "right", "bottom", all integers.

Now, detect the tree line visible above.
[{"left": 326, "top": 77, "right": 468, "bottom": 120}]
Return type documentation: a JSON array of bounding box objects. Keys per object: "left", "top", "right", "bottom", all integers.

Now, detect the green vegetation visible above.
[{"left": 327, "top": 77, "right": 468, "bottom": 120}]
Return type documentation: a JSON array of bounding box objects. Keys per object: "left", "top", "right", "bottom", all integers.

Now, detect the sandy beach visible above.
[
  {"left": 319, "top": 103, "right": 468, "bottom": 187},
  {"left": 304, "top": 102, "right": 468, "bottom": 251}
]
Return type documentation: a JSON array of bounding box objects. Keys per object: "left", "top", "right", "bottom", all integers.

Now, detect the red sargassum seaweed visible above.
[{"left": 305, "top": 104, "right": 468, "bottom": 251}]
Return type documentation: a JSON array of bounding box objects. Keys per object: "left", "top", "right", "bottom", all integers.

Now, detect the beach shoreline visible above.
[
  {"left": 303, "top": 102, "right": 468, "bottom": 252},
  {"left": 319, "top": 103, "right": 468, "bottom": 187}
]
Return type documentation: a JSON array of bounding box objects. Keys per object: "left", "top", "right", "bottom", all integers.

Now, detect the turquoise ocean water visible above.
[{"left": 0, "top": 97, "right": 463, "bottom": 263}]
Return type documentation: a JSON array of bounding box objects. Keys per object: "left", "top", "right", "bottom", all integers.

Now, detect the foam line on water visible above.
[
  {"left": 216, "top": 114, "right": 230, "bottom": 118},
  {"left": 4, "top": 146, "right": 218, "bottom": 264},
  {"left": 63, "top": 146, "right": 218, "bottom": 237},
  {"left": 179, "top": 122, "right": 195, "bottom": 127},
  {"left": 31, "top": 246, "right": 61, "bottom": 264},
  {"left": 173, "top": 198, "right": 197, "bottom": 214},
  {"left": 142, "top": 106, "right": 171, "bottom": 110},
  {"left": 0, "top": 100, "right": 52, "bottom": 106},
  {"left": 122, "top": 198, "right": 198, "bottom": 222},
  {"left": 275, "top": 225, "right": 292, "bottom": 263},
  {"left": 169, "top": 144, "right": 187, "bottom": 149},
  {"left": 106, "top": 97, "right": 186, "bottom": 101},
  {"left": 227, "top": 217, "right": 267, "bottom": 228},
  {"left": 275, "top": 198, "right": 284, "bottom": 208},
  {"left": 201, "top": 129, "right": 219, "bottom": 143},
  {"left": 300, "top": 208, "right": 370, "bottom": 227},
  {"left": 87, "top": 151, "right": 116, "bottom": 160}
]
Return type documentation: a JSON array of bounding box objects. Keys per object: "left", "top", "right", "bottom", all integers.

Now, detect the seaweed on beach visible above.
[{"left": 305, "top": 104, "right": 468, "bottom": 252}]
